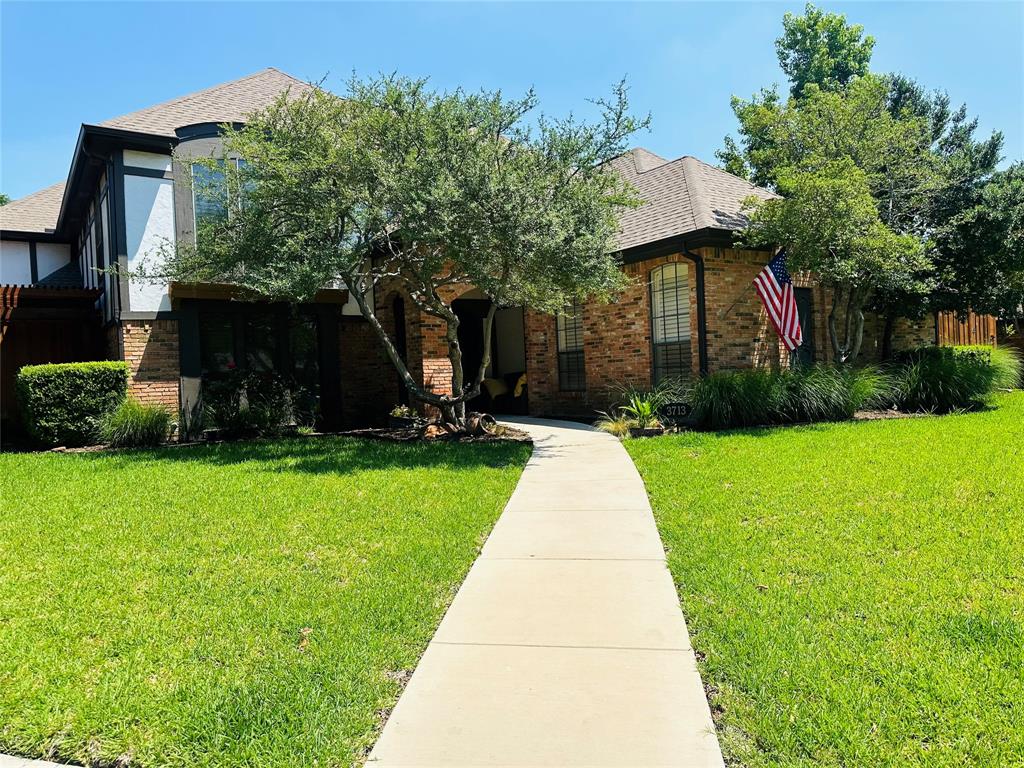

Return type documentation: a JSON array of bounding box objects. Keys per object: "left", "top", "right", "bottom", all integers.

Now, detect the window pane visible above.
[
  {"left": 200, "top": 313, "right": 236, "bottom": 374},
  {"left": 556, "top": 301, "right": 585, "bottom": 390},
  {"left": 245, "top": 315, "right": 277, "bottom": 372},
  {"left": 651, "top": 264, "right": 692, "bottom": 382},
  {"left": 192, "top": 163, "right": 228, "bottom": 226}
]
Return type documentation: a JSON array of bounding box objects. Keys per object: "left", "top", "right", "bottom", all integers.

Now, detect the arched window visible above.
[
  {"left": 556, "top": 301, "right": 585, "bottom": 391},
  {"left": 650, "top": 263, "right": 691, "bottom": 383}
]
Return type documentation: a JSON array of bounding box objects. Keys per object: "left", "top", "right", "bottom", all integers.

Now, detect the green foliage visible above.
[
  {"left": 98, "top": 399, "right": 174, "bottom": 448},
  {"left": 627, "top": 393, "right": 1024, "bottom": 767},
  {"left": 942, "top": 163, "right": 1024, "bottom": 322},
  {"left": 688, "top": 364, "right": 890, "bottom": 430},
  {"left": 991, "top": 346, "right": 1023, "bottom": 389},
  {"left": 776, "top": 3, "right": 875, "bottom": 98},
  {"left": 140, "top": 74, "right": 648, "bottom": 421},
  {"left": 202, "top": 369, "right": 301, "bottom": 438},
  {"left": 0, "top": 193, "right": 10, "bottom": 206},
  {"left": 16, "top": 361, "right": 128, "bottom": 447},
  {"left": 890, "top": 345, "right": 1003, "bottom": 413}
]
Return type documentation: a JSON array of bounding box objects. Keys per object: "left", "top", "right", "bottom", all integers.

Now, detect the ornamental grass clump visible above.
[
  {"left": 890, "top": 346, "right": 1007, "bottom": 413},
  {"left": 689, "top": 364, "right": 891, "bottom": 430},
  {"left": 98, "top": 398, "right": 174, "bottom": 448}
]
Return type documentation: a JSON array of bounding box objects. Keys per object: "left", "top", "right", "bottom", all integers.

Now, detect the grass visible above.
[
  {"left": 0, "top": 436, "right": 530, "bottom": 767},
  {"left": 626, "top": 392, "right": 1024, "bottom": 768}
]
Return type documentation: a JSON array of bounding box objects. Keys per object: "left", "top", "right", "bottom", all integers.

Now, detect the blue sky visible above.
[{"left": 2, "top": 1, "right": 1021, "bottom": 199}]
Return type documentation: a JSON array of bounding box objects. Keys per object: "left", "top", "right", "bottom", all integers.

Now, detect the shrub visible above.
[
  {"left": 891, "top": 346, "right": 1002, "bottom": 413},
  {"left": 688, "top": 365, "right": 891, "bottom": 430},
  {"left": 17, "top": 361, "right": 128, "bottom": 447},
  {"left": 202, "top": 369, "right": 299, "bottom": 437},
  {"left": 991, "top": 346, "right": 1023, "bottom": 390},
  {"left": 98, "top": 398, "right": 174, "bottom": 447}
]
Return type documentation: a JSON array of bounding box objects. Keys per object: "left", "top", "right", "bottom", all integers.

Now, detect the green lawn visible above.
[
  {"left": 627, "top": 392, "right": 1024, "bottom": 768},
  {"left": 0, "top": 437, "right": 530, "bottom": 767}
]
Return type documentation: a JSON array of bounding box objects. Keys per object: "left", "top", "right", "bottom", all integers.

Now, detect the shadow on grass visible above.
[{"left": 70, "top": 435, "right": 532, "bottom": 476}]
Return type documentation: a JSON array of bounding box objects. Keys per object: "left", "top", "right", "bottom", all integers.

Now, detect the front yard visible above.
[
  {"left": 627, "top": 392, "right": 1024, "bottom": 767},
  {"left": 0, "top": 437, "right": 530, "bottom": 766}
]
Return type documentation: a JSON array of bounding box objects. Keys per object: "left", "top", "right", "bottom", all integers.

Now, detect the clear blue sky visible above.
[{"left": 2, "top": 1, "right": 1022, "bottom": 199}]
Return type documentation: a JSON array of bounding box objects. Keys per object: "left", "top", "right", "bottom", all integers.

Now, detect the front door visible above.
[{"left": 793, "top": 288, "right": 814, "bottom": 366}]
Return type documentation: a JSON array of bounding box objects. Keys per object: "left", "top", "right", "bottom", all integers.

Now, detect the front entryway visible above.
[{"left": 452, "top": 293, "right": 528, "bottom": 414}]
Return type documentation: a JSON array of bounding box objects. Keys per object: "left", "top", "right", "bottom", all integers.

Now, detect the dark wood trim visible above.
[
  {"left": 123, "top": 166, "right": 174, "bottom": 180},
  {"left": 28, "top": 242, "right": 38, "bottom": 284},
  {"left": 111, "top": 150, "right": 131, "bottom": 314},
  {"left": 618, "top": 228, "right": 736, "bottom": 265},
  {"left": 120, "top": 310, "right": 181, "bottom": 320}
]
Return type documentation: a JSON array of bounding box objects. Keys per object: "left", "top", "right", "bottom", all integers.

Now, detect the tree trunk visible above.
[{"left": 827, "top": 284, "right": 866, "bottom": 364}]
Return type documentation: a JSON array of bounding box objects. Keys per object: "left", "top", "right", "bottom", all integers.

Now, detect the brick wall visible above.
[
  {"left": 525, "top": 247, "right": 798, "bottom": 416},
  {"left": 121, "top": 319, "right": 180, "bottom": 414}
]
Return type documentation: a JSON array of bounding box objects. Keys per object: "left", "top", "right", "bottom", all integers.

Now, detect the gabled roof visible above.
[
  {"left": 0, "top": 182, "right": 66, "bottom": 235},
  {"left": 610, "top": 147, "right": 777, "bottom": 252},
  {"left": 100, "top": 67, "right": 313, "bottom": 137}
]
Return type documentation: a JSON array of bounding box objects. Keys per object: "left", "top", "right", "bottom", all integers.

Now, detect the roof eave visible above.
[
  {"left": 54, "top": 124, "right": 178, "bottom": 235},
  {"left": 616, "top": 227, "right": 739, "bottom": 264}
]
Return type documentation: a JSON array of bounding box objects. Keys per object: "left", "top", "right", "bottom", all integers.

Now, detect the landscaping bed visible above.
[
  {"left": 627, "top": 392, "right": 1024, "bottom": 767},
  {"left": 0, "top": 436, "right": 530, "bottom": 767}
]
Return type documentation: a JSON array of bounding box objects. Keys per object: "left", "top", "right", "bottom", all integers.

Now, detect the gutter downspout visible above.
[{"left": 681, "top": 241, "right": 710, "bottom": 375}]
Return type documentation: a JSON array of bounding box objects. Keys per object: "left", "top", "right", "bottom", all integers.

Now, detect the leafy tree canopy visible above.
[
  {"left": 740, "top": 160, "right": 927, "bottom": 361},
  {"left": 776, "top": 3, "right": 875, "bottom": 98},
  {"left": 0, "top": 193, "right": 10, "bottom": 206},
  {"left": 142, "top": 74, "right": 647, "bottom": 425}
]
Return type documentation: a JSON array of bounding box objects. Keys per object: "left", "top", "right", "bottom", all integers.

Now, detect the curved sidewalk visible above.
[{"left": 369, "top": 418, "right": 724, "bottom": 767}]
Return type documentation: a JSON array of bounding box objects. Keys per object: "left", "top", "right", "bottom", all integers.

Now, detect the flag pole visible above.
[{"left": 717, "top": 247, "right": 785, "bottom": 319}]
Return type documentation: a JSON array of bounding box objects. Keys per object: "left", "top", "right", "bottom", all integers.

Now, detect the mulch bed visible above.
[
  {"left": 336, "top": 424, "right": 532, "bottom": 444},
  {"left": 853, "top": 409, "right": 928, "bottom": 421}
]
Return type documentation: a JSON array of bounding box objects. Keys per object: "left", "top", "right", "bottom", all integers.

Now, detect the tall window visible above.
[
  {"left": 651, "top": 263, "right": 691, "bottom": 383},
  {"left": 192, "top": 162, "right": 228, "bottom": 227},
  {"left": 556, "top": 302, "right": 585, "bottom": 391}
]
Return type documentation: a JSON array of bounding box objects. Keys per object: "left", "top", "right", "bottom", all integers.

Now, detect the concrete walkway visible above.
[{"left": 369, "top": 418, "right": 724, "bottom": 767}]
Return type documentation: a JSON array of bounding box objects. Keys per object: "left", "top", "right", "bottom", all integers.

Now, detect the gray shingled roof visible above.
[
  {"left": 610, "top": 148, "right": 777, "bottom": 251},
  {"left": 100, "top": 67, "right": 313, "bottom": 137},
  {"left": 0, "top": 181, "right": 66, "bottom": 234}
]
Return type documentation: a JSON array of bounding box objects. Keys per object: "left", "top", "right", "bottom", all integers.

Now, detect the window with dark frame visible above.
[
  {"left": 556, "top": 302, "right": 586, "bottom": 391},
  {"left": 650, "top": 263, "right": 692, "bottom": 384}
]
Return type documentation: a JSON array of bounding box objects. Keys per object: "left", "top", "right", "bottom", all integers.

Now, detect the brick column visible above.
[{"left": 121, "top": 319, "right": 181, "bottom": 414}]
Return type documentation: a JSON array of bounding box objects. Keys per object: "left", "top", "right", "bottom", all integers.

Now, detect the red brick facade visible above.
[
  {"left": 121, "top": 319, "right": 181, "bottom": 413},
  {"left": 113, "top": 251, "right": 944, "bottom": 427}
]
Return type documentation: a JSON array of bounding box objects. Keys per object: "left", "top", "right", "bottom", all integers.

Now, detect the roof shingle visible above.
[
  {"left": 610, "top": 147, "right": 777, "bottom": 251},
  {"left": 0, "top": 182, "right": 66, "bottom": 234},
  {"left": 100, "top": 67, "right": 314, "bottom": 137}
]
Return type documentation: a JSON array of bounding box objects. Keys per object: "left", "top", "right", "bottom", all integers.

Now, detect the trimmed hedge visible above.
[{"left": 17, "top": 361, "right": 129, "bottom": 447}]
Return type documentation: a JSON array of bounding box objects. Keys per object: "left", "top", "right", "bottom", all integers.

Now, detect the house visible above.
[{"left": 1, "top": 68, "right": 954, "bottom": 433}]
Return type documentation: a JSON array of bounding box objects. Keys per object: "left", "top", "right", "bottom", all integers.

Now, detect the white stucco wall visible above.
[
  {"left": 36, "top": 243, "right": 71, "bottom": 279},
  {"left": 124, "top": 174, "right": 175, "bottom": 312},
  {"left": 0, "top": 240, "right": 33, "bottom": 285},
  {"left": 124, "top": 150, "right": 172, "bottom": 173}
]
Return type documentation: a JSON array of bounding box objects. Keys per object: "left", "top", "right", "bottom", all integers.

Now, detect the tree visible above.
[
  {"left": 142, "top": 75, "right": 647, "bottom": 428},
  {"left": 944, "top": 163, "right": 1024, "bottom": 332},
  {"left": 740, "top": 161, "right": 928, "bottom": 362},
  {"left": 776, "top": 3, "right": 875, "bottom": 98},
  {"left": 0, "top": 193, "right": 10, "bottom": 206}
]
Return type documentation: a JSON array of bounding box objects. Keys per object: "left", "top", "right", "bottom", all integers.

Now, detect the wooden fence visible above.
[{"left": 936, "top": 310, "right": 998, "bottom": 347}]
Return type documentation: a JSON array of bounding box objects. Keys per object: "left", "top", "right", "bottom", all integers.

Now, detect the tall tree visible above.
[
  {"left": 0, "top": 193, "right": 10, "bottom": 206},
  {"left": 776, "top": 3, "right": 875, "bottom": 98},
  {"left": 142, "top": 75, "right": 647, "bottom": 428},
  {"left": 740, "top": 160, "right": 927, "bottom": 362}
]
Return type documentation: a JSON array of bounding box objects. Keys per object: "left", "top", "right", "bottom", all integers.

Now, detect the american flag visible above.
[{"left": 753, "top": 250, "right": 803, "bottom": 352}]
